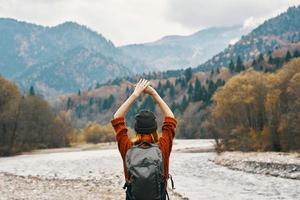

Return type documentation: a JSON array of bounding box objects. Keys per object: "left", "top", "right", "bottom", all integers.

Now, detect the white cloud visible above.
[
  {"left": 164, "top": 0, "right": 299, "bottom": 29},
  {"left": 0, "top": 0, "right": 191, "bottom": 46},
  {"left": 0, "top": 0, "right": 299, "bottom": 46}
]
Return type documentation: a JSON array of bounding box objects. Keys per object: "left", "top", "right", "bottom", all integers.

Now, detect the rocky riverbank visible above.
[
  {"left": 214, "top": 152, "right": 300, "bottom": 180},
  {"left": 2, "top": 140, "right": 300, "bottom": 200},
  {"left": 0, "top": 142, "right": 186, "bottom": 200}
]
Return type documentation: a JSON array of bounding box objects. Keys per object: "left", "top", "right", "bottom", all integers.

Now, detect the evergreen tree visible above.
[
  {"left": 193, "top": 78, "right": 202, "bottom": 101},
  {"left": 267, "top": 50, "right": 272, "bottom": 56},
  {"left": 66, "top": 97, "right": 73, "bottom": 110},
  {"left": 169, "top": 84, "right": 175, "bottom": 98},
  {"left": 201, "top": 86, "right": 209, "bottom": 103},
  {"left": 258, "top": 53, "right": 264, "bottom": 63},
  {"left": 140, "top": 96, "right": 156, "bottom": 112},
  {"left": 102, "top": 95, "right": 115, "bottom": 110},
  {"left": 157, "top": 81, "right": 162, "bottom": 91},
  {"left": 210, "top": 69, "right": 214, "bottom": 76},
  {"left": 97, "top": 98, "right": 103, "bottom": 112},
  {"left": 273, "top": 57, "right": 282, "bottom": 69},
  {"left": 216, "top": 79, "right": 225, "bottom": 87},
  {"left": 216, "top": 68, "right": 220, "bottom": 74},
  {"left": 126, "top": 101, "right": 138, "bottom": 122},
  {"left": 184, "top": 67, "right": 192, "bottom": 82},
  {"left": 156, "top": 81, "right": 165, "bottom": 97},
  {"left": 235, "top": 56, "right": 245, "bottom": 72},
  {"left": 159, "top": 89, "right": 165, "bottom": 98},
  {"left": 207, "top": 80, "right": 216, "bottom": 97},
  {"left": 180, "top": 77, "right": 187, "bottom": 88},
  {"left": 252, "top": 59, "right": 259, "bottom": 70},
  {"left": 175, "top": 78, "right": 180, "bottom": 86},
  {"left": 88, "top": 97, "right": 94, "bottom": 106},
  {"left": 125, "top": 86, "right": 131, "bottom": 95},
  {"left": 229, "top": 59, "right": 235, "bottom": 72},
  {"left": 75, "top": 104, "right": 83, "bottom": 118},
  {"left": 285, "top": 50, "right": 292, "bottom": 62},
  {"left": 170, "top": 102, "right": 177, "bottom": 112},
  {"left": 165, "top": 80, "right": 171, "bottom": 89},
  {"left": 187, "top": 83, "right": 193, "bottom": 95},
  {"left": 95, "top": 82, "right": 101, "bottom": 89},
  {"left": 78, "top": 89, "right": 81, "bottom": 96},
  {"left": 180, "top": 95, "right": 189, "bottom": 113},
  {"left": 108, "top": 94, "right": 115, "bottom": 108},
  {"left": 29, "top": 85, "right": 35, "bottom": 96},
  {"left": 268, "top": 55, "right": 274, "bottom": 64},
  {"left": 294, "top": 50, "right": 300, "bottom": 58}
]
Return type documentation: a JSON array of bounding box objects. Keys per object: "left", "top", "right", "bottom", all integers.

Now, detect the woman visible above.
[{"left": 111, "top": 78, "right": 177, "bottom": 200}]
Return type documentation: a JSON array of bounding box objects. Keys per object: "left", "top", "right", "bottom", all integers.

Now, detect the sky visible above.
[{"left": 0, "top": 0, "right": 299, "bottom": 46}]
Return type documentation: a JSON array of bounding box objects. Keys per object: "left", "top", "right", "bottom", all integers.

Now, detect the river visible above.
[{"left": 0, "top": 139, "right": 299, "bottom": 200}]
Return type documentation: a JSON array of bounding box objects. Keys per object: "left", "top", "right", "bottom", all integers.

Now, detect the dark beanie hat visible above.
[{"left": 134, "top": 109, "right": 157, "bottom": 134}]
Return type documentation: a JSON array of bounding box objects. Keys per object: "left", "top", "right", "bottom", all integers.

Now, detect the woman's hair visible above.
[{"left": 132, "top": 131, "right": 159, "bottom": 144}]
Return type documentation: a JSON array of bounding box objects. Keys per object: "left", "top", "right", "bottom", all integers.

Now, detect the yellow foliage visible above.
[
  {"left": 83, "top": 122, "right": 115, "bottom": 144},
  {"left": 209, "top": 58, "right": 300, "bottom": 151}
]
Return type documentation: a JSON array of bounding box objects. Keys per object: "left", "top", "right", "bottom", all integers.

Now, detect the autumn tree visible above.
[
  {"left": 0, "top": 77, "right": 21, "bottom": 155},
  {"left": 207, "top": 58, "right": 300, "bottom": 152}
]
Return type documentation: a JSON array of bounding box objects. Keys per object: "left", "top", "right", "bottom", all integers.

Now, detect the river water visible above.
[{"left": 0, "top": 139, "right": 299, "bottom": 200}]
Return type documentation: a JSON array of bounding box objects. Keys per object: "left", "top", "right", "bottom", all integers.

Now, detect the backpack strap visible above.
[
  {"left": 169, "top": 174, "right": 175, "bottom": 189},
  {"left": 123, "top": 182, "right": 128, "bottom": 190},
  {"left": 163, "top": 174, "right": 175, "bottom": 200},
  {"left": 166, "top": 190, "right": 170, "bottom": 200}
]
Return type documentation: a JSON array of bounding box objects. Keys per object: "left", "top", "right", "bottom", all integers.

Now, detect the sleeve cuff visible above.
[
  {"left": 163, "top": 116, "right": 177, "bottom": 125},
  {"left": 111, "top": 116, "right": 125, "bottom": 126}
]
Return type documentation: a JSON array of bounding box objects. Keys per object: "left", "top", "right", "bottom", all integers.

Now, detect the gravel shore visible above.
[
  {"left": 214, "top": 151, "right": 300, "bottom": 179},
  {"left": 0, "top": 172, "right": 184, "bottom": 200},
  {"left": 0, "top": 141, "right": 189, "bottom": 200}
]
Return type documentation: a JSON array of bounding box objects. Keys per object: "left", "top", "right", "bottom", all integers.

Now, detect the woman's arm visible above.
[
  {"left": 144, "top": 85, "right": 174, "bottom": 118},
  {"left": 113, "top": 79, "right": 150, "bottom": 119}
]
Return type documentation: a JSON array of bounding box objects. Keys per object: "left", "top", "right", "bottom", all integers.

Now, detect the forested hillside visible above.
[
  {"left": 54, "top": 47, "right": 300, "bottom": 140},
  {"left": 196, "top": 5, "right": 300, "bottom": 71}
]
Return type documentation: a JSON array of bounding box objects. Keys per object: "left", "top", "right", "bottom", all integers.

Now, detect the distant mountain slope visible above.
[
  {"left": 196, "top": 5, "right": 300, "bottom": 71},
  {"left": 0, "top": 18, "right": 145, "bottom": 94},
  {"left": 120, "top": 25, "right": 249, "bottom": 70}
]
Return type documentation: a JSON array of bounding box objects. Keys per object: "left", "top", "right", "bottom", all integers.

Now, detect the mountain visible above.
[
  {"left": 196, "top": 5, "right": 300, "bottom": 71},
  {"left": 0, "top": 18, "right": 145, "bottom": 95},
  {"left": 53, "top": 5, "right": 300, "bottom": 138},
  {"left": 120, "top": 25, "right": 249, "bottom": 70}
]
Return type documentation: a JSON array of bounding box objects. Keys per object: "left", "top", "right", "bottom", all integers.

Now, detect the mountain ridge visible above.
[
  {"left": 0, "top": 18, "right": 146, "bottom": 95},
  {"left": 120, "top": 25, "right": 248, "bottom": 70},
  {"left": 196, "top": 5, "right": 300, "bottom": 71}
]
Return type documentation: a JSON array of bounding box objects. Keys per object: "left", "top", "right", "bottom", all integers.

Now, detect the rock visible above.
[{"left": 214, "top": 151, "right": 300, "bottom": 180}]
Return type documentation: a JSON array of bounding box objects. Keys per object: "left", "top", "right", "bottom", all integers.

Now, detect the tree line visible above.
[
  {"left": 0, "top": 76, "right": 73, "bottom": 156},
  {"left": 0, "top": 76, "right": 123, "bottom": 156}
]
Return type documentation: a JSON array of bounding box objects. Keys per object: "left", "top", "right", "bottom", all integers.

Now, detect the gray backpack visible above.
[{"left": 124, "top": 141, "right": 168, "bottom": 200}]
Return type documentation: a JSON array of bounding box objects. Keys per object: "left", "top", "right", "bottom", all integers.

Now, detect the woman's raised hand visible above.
[
  {"left": 133, "top": 79, "right": 151, "bottom": 97},
  {"left": 143, "top": 85, "right": 157, "bottom": 96}
]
